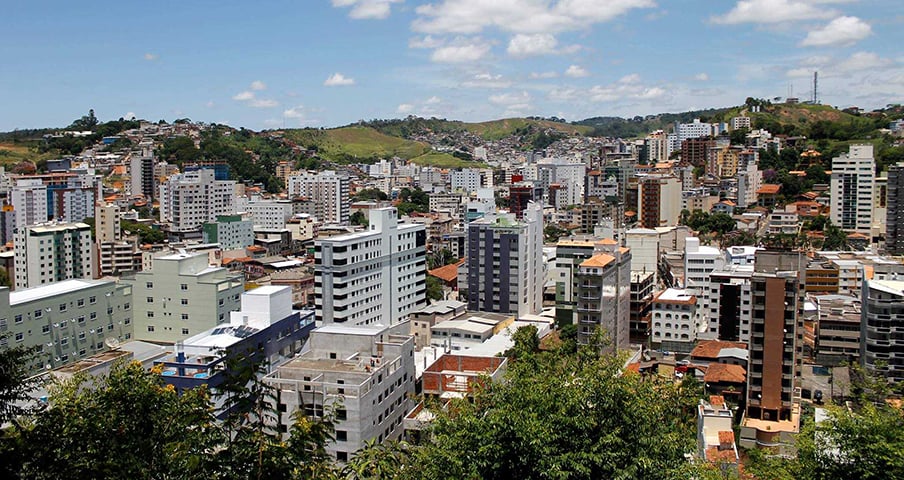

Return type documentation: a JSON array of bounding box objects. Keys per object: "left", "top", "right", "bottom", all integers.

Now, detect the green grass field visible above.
[
  {"left": 465, "top": 118, "right": 593, "bottom": 140},
  {"left": 283, "top": 126, "right": 431, "bottom": 163},
  {"left": 0, "top": 142, "right": 55, "bottom": 166},
  {"left": 409, "top": 151, "right": 488, "bottom": 169}
]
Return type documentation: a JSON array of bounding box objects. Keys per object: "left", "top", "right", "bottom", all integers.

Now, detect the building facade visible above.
[
  {"left": 886, "top": 163, "right": 904, "bottom": 254},
  {"left": 861, "top": 279, "right": 904, "bottom": 382},
  {"left": 287, "top": 171, "right": 350, "bottom": 224},
  {"left": 14, "top": 222, "right": 93, "bottom": 289},
  {"left": 574, "top": 249, "right": 631, "bottom": 350},
  {"left": 830, "top": 144, "right": 875, "bottom": 234},
  {"left": 159, "top": 169, "right": 237, "bottom": 233}
]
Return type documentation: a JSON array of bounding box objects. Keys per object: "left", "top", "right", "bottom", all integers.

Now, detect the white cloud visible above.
[
  {"left": 788, "top": 51, "right": 895, "bottom": 78},
  {"left": 547, "top": 74, "right": 667, "bottom": 104},
  {"left": 619, "top": 73, "right": 641, "bottom": 84},
  {"left": 530, "top": 71, "right": 559, "bottom": 79},
  {"left": 397, "top": 103, "right": 415, "bottom": 114},
  {"left": 324, "top": 73, "right": 356, "bottom": 86},
  {"left": 431, "top": 40, "right": 491, "bottom": 63},
  {"left": 507, "top": 33, "right": 559, "bottom": 57},
  {"left": 232, "top": 91, "right": 255, "bottom": 101},
  {"left": 462, "top": 72, "right": 513, "bottom": 88},
  {"left": 801, "top": 16, "right": 871, "bottom": 47},
  {"left": 409, "top": 35, "right": 445, "bottom": 49},
  {"left": 425, "top": 96, "right": 442, "bottom": 104},
  {"left": 332, "top": 0, "right": 402, "bottom": 20},
  {"left": 143, "top": 53, "right": 159, "bottom": 61},
  {"left": 564, "top": 64, "right": 589, "bottom": 78},
  {"left": 712, "top": 0, "right": 842, "bottom": 25},
  {"left": 249, "top": 99, "right": 279, "bottom": 108},
  {"left": 283, "top": 106, "right": 307, "bottom": 118},
  {"left": 489, "top": 91, "right": 531, "bottom": 106},
  {"left": 412, "top": 0, "right": 655, "bottom": 35},
  {"left": 694, "top": 72, "right": 710, "bottom": 81},
  {"left": 835, "top": 51, "right": 894, "bottom": 72},
  {"left": 250, "top": 80, "right": 267, "bottom": 91}
]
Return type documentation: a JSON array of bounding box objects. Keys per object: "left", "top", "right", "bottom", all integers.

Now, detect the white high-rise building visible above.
[
  {"left": 314, "top": 207, "right": 426, "bottom": 326},
  {"left": 676, "top": 119, "right": 715, "bottom": 143},
  {"left": 245, "top": 200, "right": 294, "bottom": 230},
  {"left": 95, "top": 203, "right": 121, "bottom": 244},
  {"left": 51, "top": 174, "right": 100, "bottom": 223},
  {"left": 536, "top": 158, "right": 586, "bottom": 207},
  {"left": 10, "top": 179, "right": 48, "bottom": 228},
  {"left": 450, "top": 168, "right": 482, "bottom": 193},
  {"left": 159, "top": 169, "right": 237, "bottom": 233},
  {"left": 287, "top": 170, "right": 349, "bottom": 224},
  {"left": 14, "top": 222, "right": 93, "bottom": 289},
  {"left": 830, "top": 144, "right": 875, "bottom": 234},
  {"left": 736, "top": 150, "right": 762, "bottom": 209},
  {"left": 465, "top": 202, "right": 545, "bottom": 317},
  {"left": 684, "top": 237, "right": 726, "bottom": 338}
]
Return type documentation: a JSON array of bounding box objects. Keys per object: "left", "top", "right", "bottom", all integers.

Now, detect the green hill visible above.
[
  {"left": 359, "top": 117, "right": 593, "bottom": 141},
  {"left": 281, "top": 126, "right": 432, "bottom": 163}
]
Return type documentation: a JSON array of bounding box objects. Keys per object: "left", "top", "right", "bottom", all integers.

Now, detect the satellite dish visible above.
[{"left": 105, "top": 337, "right": 121, "bottom": 350}]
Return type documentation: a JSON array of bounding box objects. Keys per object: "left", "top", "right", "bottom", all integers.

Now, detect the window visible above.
[
  {"left": 34, "top": 310, "right": 42, "bottom": 318},
  {"left": 146, "top": 282, "right": 153, "bottom": 289},
  {"left": 182, "top": 328, "right": 189, "bottom": 335},
  {"left": 42, "top": 325, "right": 50, "bottom": 334},
  {"left": 336, "top": 430, "right": 347, "bottom": 441},
  {"left": 181, "top": 284, "right": 188, "bottom": 291},
  {"left": 181, "top": 299, "right": 188, "bottom": 306},
  {"left": 15, "top": 314, "right": 23, "bottom": 324},
  {"left": 147, "top": 325, "right": 155, "bottom": 332},
  {"left": 77, "top": 299, "right": 85, "bottom": 307},
  {"left": 147, "top": 311, "right": 155, "bottom": 318},
  {"left": 147, "top": 297, "right": 154, "bottom": 303},
  {"left": 61, "top": 337, "right": 69, "bottom": 346},
  {"left": 89, "top": 296, "right": 97, "bottom": 304},
  {"left": 107, "top": 324, "right": 113, "bottom": 331},
  {"left": 181, "top": 314, "right": 189, "bottom": 320},
  {"left": 336, "top": 451, "right": 347, "bottom": 462},
  {"left": 124, "top": 303, "right": 130, "bottom": 310},
  {"left": 59, "top": 303, "right": 67, "bottom": 312},
  {"left": 15, "top": 332, "right": 24, "bottom": 342},
  {"left": 90, "top": 312, "right": 97, "bottom": 320},
  {"left": 78, "top": 331, "right": 86, "bottom": 340}
]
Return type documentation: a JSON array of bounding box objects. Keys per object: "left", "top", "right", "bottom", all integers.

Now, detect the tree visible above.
[
  {"left": 0, "top": 268, "right": 10, "bottom": 288},
  {"left": 823, "top": 222, "right": 848, "bottom": 250},
  {"left": 425, "top": 275, "right": 444, "bottom": 302},
  {"left": 350, "top": 210, "right": 368, "bottom": 227},
  {"left": 0, "top": 335, "right": 38, "bottom": 426},
  {"left": 353, "top": 188, "right": 388, "bottom": 202},
  {"left": 68, "top": 109, "right": 99, "bottom": 131},
  {"left": 805, "top": 164, "right": 829, "bottom": 185},
  {"left": 544, "top": 224, "right": 568, "bottom": 243}
]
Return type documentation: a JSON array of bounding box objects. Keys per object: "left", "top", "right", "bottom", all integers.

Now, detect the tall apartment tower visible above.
[
  {"left": 130, "top": 146, "right": 156, "bottom": 200},
  {"left": 10, "top": 179, "right": 48, "bottom": 228},
  {"left": 637, "top": 174, "right": 681, "bottom": 228},
  {"left": 95, "top": 202, "right": 121, "bottom": 243},
  {"left": 158, "top": 169, "right": 237, "bottom": 233},
  {"left": 830, "top": 144, "right": 875, "bottom": 234},
  {"left": 574, "top": 246, "right": 632, "bottom": 350},
  {"left": 861, "top": 279, "right": 904, "bottom": 383},
  {"left": 886, "top": 163, "right": 904, "bottom": 255},
  {"left": 466, "top": 202, "right": 544, "bottom": 317},
  {"left": 740, "top": 251, "right": 804, "bottom": 452},
  {"left": 314, "top": 207, "right": 426, "bottom": 326},
  {"left": 287, "top": 170, "right": 350, "bottom": 224},
  {"left": 14, "top": 222, "right": 94, "bottom": 289}
]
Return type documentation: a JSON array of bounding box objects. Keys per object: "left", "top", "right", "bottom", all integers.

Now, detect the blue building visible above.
[{"left": 155, "top": 286, "right": 315, "bottom": 405}]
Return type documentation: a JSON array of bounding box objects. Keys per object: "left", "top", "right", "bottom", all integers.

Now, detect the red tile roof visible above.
[
  {"left": 428, "top": 258, "right": 465, "bottom": 283},
  {"left": 704, "top": 363, "right": 747, "bottom": 384},
  {"left": 757, "top": 184, "right": 782, "bottom": 195},
  {"left": 691, "top": 340, "right": 747, "bottom": 360}
]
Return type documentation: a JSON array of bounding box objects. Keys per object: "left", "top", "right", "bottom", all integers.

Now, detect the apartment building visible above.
[
  {"left": 287, "top": 170, "right": 350, "bottom": 224},
  {"left": 861, "top": 279, "right": 904, "bottom": 382},
  {"left": 265, "top": 324, "right": 415, "bottom": 462},
  {"left": 202, "top": 215, "right": 254, "bottom": 250},
  {"left": 159, "top": 169, "right": 237, "bottom": 233},
  {"left": 886, "top": 163, "right": 904, "bottom": 255},
  {"left": 574, "top": 248, "right": 631, "bottom": 350},
  {"left": 315, "top": 207, "right": 426, "bottom": 326},
  {"left": 629, "top": 271, "right": 655, "bottom": 344},
  {"left": 0, "top": 279, "right": 132, "bottom": 374},
  {"left": 10, "top": 178, "right": 48, "bottom": 228},
  {"left": 685, "top": 237, "right": 727, "bottom": 336},
  {"left": 466, "top": 203, "right": 544, "bottom": 317},
  {"left": 740, "top": 251, "right": 804, "bottom": 454},
  {"left": 830, "top": 144, "right": 875, "bottom": 234},
  {"left": 122, "top": 252, "right": 244, "bottom": 343},
  {"left": 705, "top": 265, "right": 754, "bottom": 342},
  {"left": 637, "top": 174, "right": 681, "bottom": 228},
  {"left": 246, "top": 200, "right": 294, "bottom": 230},
  {"left": 14, "top": 222, "right": 93, "bottom": 289},
  {"left": 651, "top": 288, "right": 698, "bottom": 352},
  {"left": 812, "top": 294, "right": 861, "bottom": 366},
  {"left": 552, "top": 240, "right": 597, "bottom": 326}
]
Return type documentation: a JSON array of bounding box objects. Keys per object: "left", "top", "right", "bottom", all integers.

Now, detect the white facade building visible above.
[
  {"left": 315, "top": 207, "right": 426, "bottom": 326},
  {"left": 684, "top": 237, "right": 726, "bottom": 338},
  {"left": 246, "top": 200, "right": 294, "bottom": 230},
  {"left": 10, "top": 179, "right": 48, "bottom": 228},
  {"left": 676, "top": 119, "right": 715, "bottom": 143},
  {"left": 651, "top": 288, "right": 698, "bottom": 350},
  {"left": 159, "top": 169, "right": 237, "bottom": 233},
  {"left": 287, "top": 170, "right": 350, "bottom": 224},
  {"left": 14, "top": 222, "right": 93, "bottom": 289},
  {"left": 830, "top": 144, "right": 875, "bottom": 234}
]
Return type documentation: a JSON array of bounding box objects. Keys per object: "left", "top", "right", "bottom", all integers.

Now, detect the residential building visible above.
[
  {"left": 651, "top": 288, "right": 697, "bottom": 352},
  {"left": 767, "top": 209, "right": 799, "bottom": 235},
  {"left": 122, "top": 252, "right": 244, "bottom": 343},
  {"left": 574, "top": 248, "right": 632, "bottom": 350},
  {"left": 10, "top": 179, "right": 48, "bottom": 228},
  {"left": 731, "top": 116, "right": 751, "bottom": 131},
  {"left": 466, "top": 203, "right": 544, "bottom": 317},
  {"left": 629, "top": 270, "right": 655, "bottom": 344},
  {"left": 697, "top": 396, "right": 740, "bottom": 473},
  {"left": 49, "top": 174, "right": 100, "bottom": 223},
  {"left": 0, "top": 203, "right": 14, "bottom": 246},
  {"left": 246, "top": 200, "right": 294, "bottom": 230},
  {"left": 315, "top": 207, "right": 426, "bottom": 326},
  {"left": 861, "top": 279, "right": 904, "bottom": 382},
  {"left": 685, "top": 237, "right": 726, "bottom": 336},
  {"left": 740, "top": 251, "right": 804, "bottom": 454},
  {"left": 637, "top": 174, "right": 681, "bottom": 228},
  {"left": 450, "top": 168, "right": 482, "bottom": 193},
  {"left": 676, "top": 119, "right": 715, "bottom": 143},
  {"left": 95, "top": 202, "right": 141, "bottom": 277},
  {"left": 202, "top": 215, "right": 255, "bottom": 250},
  {"left": 409, "top": 300, "right": 467, "bottom": 350},
  {"left": 130, "top": 148, "right": 156, "bottom": 200},
  {"left": 159, "top": 169, "right": 237, "bottom": 233},
  {"left": 705, "top": 265, "right": 754, "bottom": 342},
  {"left": 287, "top": 170, "right": 350, "bottom": 224},
  {"left": 265, "top": 324, "right": 416, "bottom": 462},
  {"left": 154, "top": 286, "right": 316, "bottom": 398},
  {"left": 95, "top": 202, "right": 121, "bottom": 244},
  {"left": 625, "top": 228, "right": 660, "bottom": 284},
  {"left": 830, "top": 144, "right": 875, "bottom": 234},
  {"left": 428, "top": 192, "right": 464, "bottom": 219},
  {"left": 552, "top": 240, "right": 596, "bottom": 326},
  {"left": 737, "top": 150, "right": 762, "bottom": 208},
  {"left": 886, "top": 163, "right": 904, "bottom": 255},
  {"left": 0, "top": 279, "right": 132, "bottom": 374},
  {"left": 681, "top": 137, "right": 715, "bottom": 168},
  {"left": 535, "top": 159, "right": 586, "bottom": 207},
  {"left": 14, "top": 222, "right": 93, "bottom": 289},
  {"left": 812, "top": 294, "right": 860, "bottom": 366}
]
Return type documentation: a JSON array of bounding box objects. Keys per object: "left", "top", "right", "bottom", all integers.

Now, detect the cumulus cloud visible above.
[
  {"left": 430, "top": 39, "right": 492, "bottom": 63},
  {"left": 489, "top": 91, "right": 531, "bottom": 106},
  {"left": 250, "top": 80, "right": 267, "bottom": 91},
  {"left": 332, "top": 0, "right": 402, "bottom": 20},
  {"left": 547, "top": 74, "right": 667, "bottom": 104},
  {"left": 530, "top": 71, "right": 559, "bottom": 79},
  {"left": 232, "top": 91, "right": 255, "bottom": 101},
  {"left": 425, "top": 96, "right": 442, "bottom": 104},
  {"left": 564, "top": 65, "right": 589, "bottom": 78},
  {"left": 143, "top": 53, "right": 159, "bottom": 61},
  {"left": 409, "top": 35, "right": 445, "bottom": 49},
  {"left": 412, "top": 0, "right": 655, "bottom": 35},
  {"left": 507, "top": 33, "right": 559, "bottom": 57},
  {"left": 397, "top": 103, "right": 415, "bottom": 114},
  {"left": 712, "top": 0, "right": 841, "bottom": 25},
  {"left": 233, "top": 82, "right": 278, "bottom": 108},
  {"left": 694, "top": 72, "right": 710, "bottom": 81},
  {"left": 801, "top": 16, "right": 871, "bottom": 47},
  {"left": 249, "top": 99, "right": 279, "bottom": 108},
  {"left": 324, "top": 73, "right": 356, "bottom": 86},
  {"left": 124, "top": 112, "right": 137, "bottom": 120},
  {"left": 787, "top": 51, "right": 895, "bottom": 78}
]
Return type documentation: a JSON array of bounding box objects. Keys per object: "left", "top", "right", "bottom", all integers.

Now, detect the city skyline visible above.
[{"left": 1, "top": 0, "right": 902, "bottom": 131}]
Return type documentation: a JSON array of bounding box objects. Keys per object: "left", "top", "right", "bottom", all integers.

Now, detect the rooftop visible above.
[
  {"left": 654, "top": 288, "right": 696, "bottom": 305},
  {"left": 704, "top": 363, "right": 747, "bottom": 384},
  {"left": 10, "top": 279, "right": 113, "bottom": 306},
  {"left": 691, "top": 340, "right": 748, "bottom": 360},
  {"left": 579, "top": 253, "right": 615, "bottom": 268}
]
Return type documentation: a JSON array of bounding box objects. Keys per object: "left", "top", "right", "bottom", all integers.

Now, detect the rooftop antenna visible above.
[{"left": 813, "top": 71, "right": 818, "bottom": 104}]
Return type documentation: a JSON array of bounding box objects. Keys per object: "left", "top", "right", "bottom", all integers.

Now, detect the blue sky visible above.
[{"left": 1, "top": 0, "right": 902, "bottom": 131}]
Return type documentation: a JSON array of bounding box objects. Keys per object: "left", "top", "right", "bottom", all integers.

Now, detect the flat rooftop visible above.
[{"left": 10, "top": 279, "right": 112, "bottom": 306}]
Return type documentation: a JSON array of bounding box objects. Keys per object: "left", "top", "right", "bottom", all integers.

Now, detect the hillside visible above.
[
  {"left": 360, "top": 116, "right": 592, "bottom": 141},
  {"left": 464, "top": 118, "right": 593, "bottom": 140},
  {"left": 0, "top": 142, "right": 57, "bottom": 168},
  {"left": 280, "top": 126, "right": 432, "bottom": 163}
]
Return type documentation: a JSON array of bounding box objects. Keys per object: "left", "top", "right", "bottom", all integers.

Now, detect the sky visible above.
[{"left": 1, "top": 0, "right": 902, "bottom": 131}]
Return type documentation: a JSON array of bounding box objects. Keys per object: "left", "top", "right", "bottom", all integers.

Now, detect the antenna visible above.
[{"left": 813, "top": 71, "right": 818, "bottom": 104}]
